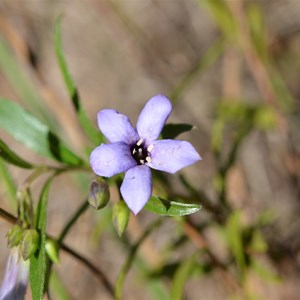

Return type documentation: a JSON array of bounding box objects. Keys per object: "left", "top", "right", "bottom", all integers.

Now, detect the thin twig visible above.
[
  {"left": 183, "top": 217, "right": 241, "bottom": 295},
  {"left": 0, "top": 207, "right": 17, "bottom": 225},
  {"left": 60, "top": 243, "right": 114, "bottom": 297}
]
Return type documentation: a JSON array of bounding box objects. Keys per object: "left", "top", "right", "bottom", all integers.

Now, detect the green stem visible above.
[{"left": 115, "top": 218, "right": 162, "bottom": 300}]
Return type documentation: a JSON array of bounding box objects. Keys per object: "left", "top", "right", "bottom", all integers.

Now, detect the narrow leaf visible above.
[
  {"left": 49, "top": 270, "right": 71, "bottom": 300},
  {"left": 0, "top": 158, "right": 17, "bottom": 210},
  {"left": 170, "top": 254, "right": 196, "bottom": 300},
  {"left": 0, "top": 36, "right": 57, "bottom": 129},
  {"left": 54, "top": 18, "right": 103, "bottom": 145},
  {"left": 0, "top": 139, "right": 34, "bottom": 169},
  {"left": 161, "top": 123, "right": 195, "bottom": 139},
  {"left": 0, "top": 99, "right": 83, "bottom": 166},
  {"left": 145, "top": 195, "right": 201, "bottom": 216},
  {"left": 225, "top": 211, "right": 246, "bottom": 277},
  {"left": 30, "top": 177, "right": 53, "bottom": 300}
]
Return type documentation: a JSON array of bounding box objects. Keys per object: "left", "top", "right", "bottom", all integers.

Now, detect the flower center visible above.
[{"left": 131, "top": 139, "right": 152, "bottom": 165}]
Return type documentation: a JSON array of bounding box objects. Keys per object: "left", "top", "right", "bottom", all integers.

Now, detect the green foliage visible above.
[
  {"left": 30, "top": 177, "right": 52, "bottom": 300},
  {"left": 49, "top": 271, "right": 71, "bottom": 300},
  {"left": 54, "top": 18, "right": 103, "bottom": 146},
  {"left": 0, "top": 3, "right": 296, "bottom": 299},
  {"left": 0, "top": 138, "right": 34, "bottom": 169},
  {"left": 0, "top": 36, "right": 57, "bottom": 129},
  {"left": 113, "top": 200, "right": 130, "bottom": 237},
  {"left": 20, "top": 229, "right": 40, "bottom": 261},
  {"left": 0, "top": 158, "right": 17, "bottom": 210},
  {"left": 161, "top": 123, "right": 195, "bottom": 139},
  {"left": 45, "top": 239, "right": 60, "bottom": 264},
  {"left": 200, "top": 0, "right": 237, "bottom": 39},
  {"left": 225, "top": 211, "right": 246, "bottom": 279},
  {"left": 170, "top": 254, "right": 197, "bottom": 300},
  {"left": 6, "top": 225, "right": 24, "bottom": 248},
  {"left": 115, "top": 219, "right": 162, "bottom": 300},
  {"left": 88, "top": 178, "right": 110, "bottom": 210},
  {"left": 145, "top": 195, "right": 201, "bottom": 216},
  {"left": 0, "top": 98, "right": 83, "bottom": 166}
]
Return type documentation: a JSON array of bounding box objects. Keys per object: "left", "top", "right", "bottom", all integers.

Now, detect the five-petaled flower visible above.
[
  {"left": 0, "top": 248, "right": 29, "bottom": 300},
  {"left": 90, "top": 95, "right": 201, "bottom": 214}
]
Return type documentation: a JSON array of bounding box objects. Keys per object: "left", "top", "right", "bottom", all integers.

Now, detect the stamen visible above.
[
  {"left": 147, "top": 144, "right": 154, "bottom": 152},
  {"left": 132, "top": 148, "right": 137, "bottom": 154},
  {"left": 140, "top": 159, "right": 145, "bottom": 164},
  {"left": 146, "top": 156, "right": 152, "bottom": 163},
  {"left": 137, "top": 139, "right": 143, "bottom": 146}
]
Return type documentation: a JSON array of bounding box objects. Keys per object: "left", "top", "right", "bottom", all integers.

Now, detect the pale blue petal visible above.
[
  {"left": 136, "top": 95, "right": 172, "bottom": 145},
  {"left": 147, "top": 140, "right": 201, "bottom": 173},
  {"left": 0, "top": 249, "right": 28, "bottom": 300},
  {"left": 120, "top": 165, "right": 152, "bottom": 215},
  {"left": 97, "top": 109, "right": 139, "bottom": 144},
  {"left": 90, "top": 142, "right": 136, "bottom": 177}
]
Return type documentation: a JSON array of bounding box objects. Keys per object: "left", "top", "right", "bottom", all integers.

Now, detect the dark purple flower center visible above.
[{"left": 131, "top": 139, "right": 152, "bottom": 165}]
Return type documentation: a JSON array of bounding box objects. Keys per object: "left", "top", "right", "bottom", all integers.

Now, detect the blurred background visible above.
[{"left": 0, "top": 0, "right": 300, "bottom": 299}]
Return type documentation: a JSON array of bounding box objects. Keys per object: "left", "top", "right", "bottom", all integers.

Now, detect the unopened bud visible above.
[
  {"left": 45, "top": 239, "right": 60, "bottom": 264},
  {"left": 88, "top": 178, "right": 110, "bottom": 210},
  {"left": 20, "top": 229, "right": 39, "bottom": 261},
  {"left": 112, "top": 200, "right": 130, "bottom": 237},
  {"left": 6, "top": 225, "right": 24, "bottom": 248}
]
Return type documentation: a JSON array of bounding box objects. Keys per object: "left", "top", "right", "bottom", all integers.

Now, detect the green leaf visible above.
[
  {"left": 49, "top": 270, "right": 71, "bottom": 300},
  {"left": 225, "top": 211, "right": 246, "bottom": 278},
  {"left": 251, "top": 258, "right": 281, "bottom": 283},
  {"left": 30, "top": 177, "right": 53, "bottom": 300},
  {"left": 200, "top": 0, "right": 237, "bottom": 39},
  {"left": 145, "top": 195, "right": 201, "bottom": 216},
  {"left": 161, "top": 123, "right": 195, "bottom": 139},
  {"left": 0, "top": 36, "right": 57, "bottom": 129},
  {"left": 0, "top": 138, "right": 34, "bottom": 169},
  {"left": 0, "top": 158, "right": 17, "bottom": 211},
  {"left": 170, "top": 254, "right": 196, "bottom": 300},
  {"left": 54, "top": 18, "right": 103, "bottom": 145},
  {"left": 0, "top": 98, "right": 83, "bottom": 166}
]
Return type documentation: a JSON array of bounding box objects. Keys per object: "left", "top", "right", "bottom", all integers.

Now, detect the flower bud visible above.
[
  {"left": 112, "top": 200, "right": 130, "bottom": 237},
  {"left": 45, "top": 239, "right": 60, "bottom": 264},
  {"left": 20, "top": 229, "right": 39, "bottom": 261},
  {"left": 88, "top": 178, "right": 110, "bottom": 210},
  {"left": 6, "top": 225, "right": 24, "bottom": 248}
]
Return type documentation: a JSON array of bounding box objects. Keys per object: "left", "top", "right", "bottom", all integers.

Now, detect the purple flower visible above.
[
  {"left": 90, "top": 95, "right": 201, "bottom": 214},
  {"left": 0, "top": 248, "right": 29, "bottom": 300}
]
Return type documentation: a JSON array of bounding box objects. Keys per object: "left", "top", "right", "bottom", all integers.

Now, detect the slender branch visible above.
[
  {"left": 57, "top": 200, "right": 89, "bottom": 245},
  {"left": 183, "top": 217, "right": 241, "bottom": 294},
  {"left": 53, "top": 199, "right": 114, "bottom": 298},
  {"left": 60, "top": 243, "right": 114, "bottom": 296},
  {"left": 0, "top": 207, "right": 17, "bottom": 225}
]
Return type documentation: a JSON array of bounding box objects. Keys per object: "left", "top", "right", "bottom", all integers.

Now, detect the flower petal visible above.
[
  {"left": 137, "top": 95, "right": 172, "bottom": 145},
  {"left": 120, "top": 165, "right": 152, "bottom": 215},
  {"left": 147, "top": 140, "right": 201, "bottom": 173},
  {"left": 90, "top": 142, "right": 136, "bottom": 177},
  {"left": 0, "top": 249, "right": 28, "bottom": 300},
  {"left": 97, "top": 109, "right": 139, "bottom": 144}
]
